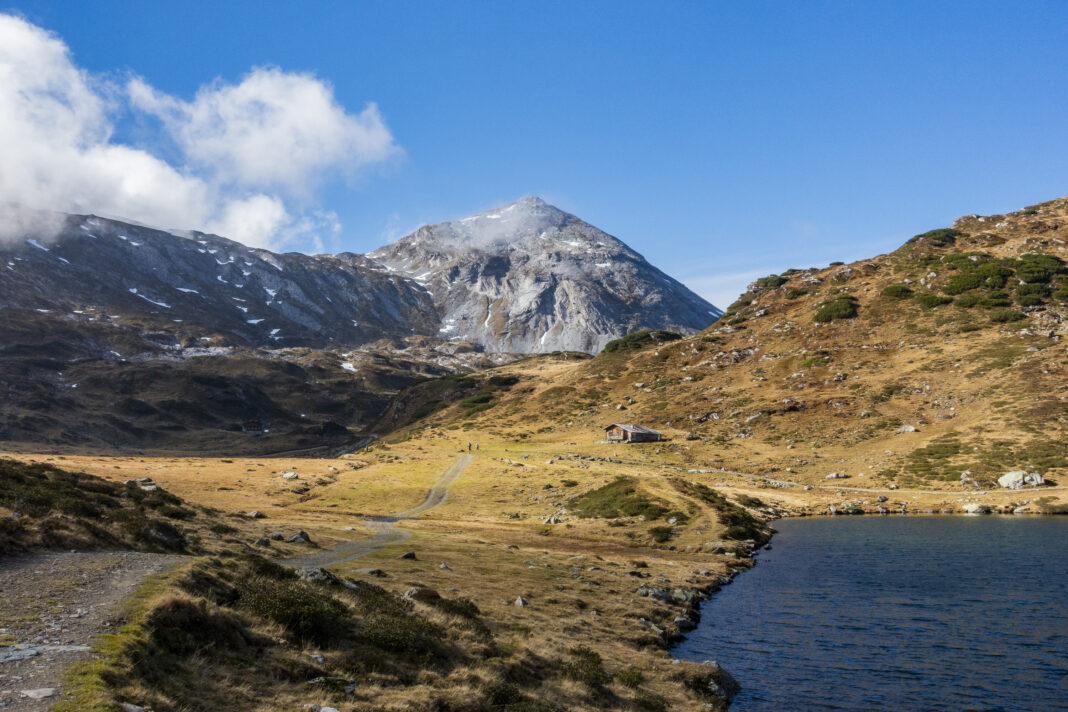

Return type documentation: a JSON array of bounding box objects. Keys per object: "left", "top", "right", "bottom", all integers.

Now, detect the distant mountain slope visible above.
[
  {"left": 0, "top": 199, "right": 720, "bottom": 355},
  {"left": 0, "top": 212, "right": 439, "bottom": 349},
  {"left": 369, "top": 197, "right": 721, "bottom": 352}
]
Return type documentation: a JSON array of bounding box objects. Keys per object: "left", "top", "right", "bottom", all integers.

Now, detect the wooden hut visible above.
[{"left": 604, "top": 423, "right": 663, "bottom": 443}]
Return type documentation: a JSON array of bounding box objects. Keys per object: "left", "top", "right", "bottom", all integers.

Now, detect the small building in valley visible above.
[{"left": 604, "top": 423, "right": 664, "bottom": 443}]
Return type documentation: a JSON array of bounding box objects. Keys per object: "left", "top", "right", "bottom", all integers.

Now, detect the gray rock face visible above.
[{"left": 368, "top": 197, "right": 721, "bottom": 352}]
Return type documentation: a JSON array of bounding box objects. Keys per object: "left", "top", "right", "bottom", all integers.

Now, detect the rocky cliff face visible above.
[{"left": 368, "top": 197, "right": 721, "bottom": 352}]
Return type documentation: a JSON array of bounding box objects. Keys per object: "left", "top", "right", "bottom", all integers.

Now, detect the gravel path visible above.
[
  {"left": 0, "top": 551, "right": 184, "bottom": 711},
  {"left": 282, "top": 454, "right": 474, "bottom": 568}
]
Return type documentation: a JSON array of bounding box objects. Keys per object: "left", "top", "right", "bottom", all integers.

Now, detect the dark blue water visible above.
[{"left": 675, "top": 517, "right": 1068, "bottom": 711}]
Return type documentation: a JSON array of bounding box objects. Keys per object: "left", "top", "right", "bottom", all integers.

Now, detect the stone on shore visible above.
[{"left": 997, "top": 470, "right": 1045, "bottom": 489}]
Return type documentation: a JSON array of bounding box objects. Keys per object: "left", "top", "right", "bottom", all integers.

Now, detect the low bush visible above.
[
  {"left": 648, "top": 525, "right": 675, "bottom": 543},
  {"left": 989, "top": 309, "right": 1025, "bottom": 323},
  {"left": 561, "top": 646, "right": 610, "bottom": 687},
  {"left": 882, "top": 284, "right": 912, "bottom": 299},
  {"left": 603, "top": 330, "right": 681, "bottom": 353},
  {"left": 238, "top": 576, "right": 351, "bottom": 646},
  {"left": 784, "top": 288, "right": 808, "bottom": 299},
  {"left": 942, "top": 273, "right": 982, "bottom": 295},
  {"left": 954, "top": 295, "right": 980, "bottom": 308},
  {"left": 755, "top": 274, "right": 787, "bottom": 290},
  {"left": 615, "top": 667, "right": 644, "bottom": 688},
  {"left": 813, "top": 295, "right": 858, "bottom": 322},
  {"left": 915, "top": 294, "right": 953, "bottom": 309},
  {"left": 908, "top": 228, "right": 962, "bottom": 247}
]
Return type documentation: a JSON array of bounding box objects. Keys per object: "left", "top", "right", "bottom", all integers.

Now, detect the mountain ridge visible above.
[{"left": 1, "top": 198, "right": 720, "bottom": 354}]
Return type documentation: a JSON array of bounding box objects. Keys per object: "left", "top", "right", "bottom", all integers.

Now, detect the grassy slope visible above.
[{"left": 394, "top": 196, "right": 1068, "bottom": 509}]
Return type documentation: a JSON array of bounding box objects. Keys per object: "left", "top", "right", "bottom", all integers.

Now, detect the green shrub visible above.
[
  {"left": 561, "top": 646, "right": 610, "bottom": 687},
  {"left": 410, "top": 399, "right": 445, "bottom": 422},
  {"left": 648, "top": 525, "right": 675, "bottom": 543},
  {"left": 882, "top": 284, "right": 912, "bottom": 299},
  {"left": 954, "top": 295, "right": 980, "bottom": 308},
  {"left": 1016, "top": 293, "right": 1043, "bottom": 307},
  {"left": 488, "top": 374, "right": 520, "bottom": 388},
  {"left": 602, "top": 330, "right": 681, "bottom": 353},
  {"left": 813, "top": 295, "right": 858, "bottom": 322},
  {"left": 615, "top": 667, "right": 644, "bottom": 688},
  {"left": 942, "top": 273, "right": 982, "bottom": 295},
  {"left": 1017, "top": 253, "right": 1065, "bottom": 283},
  {"left": 989, "top": 309, "right": 1025, "bottom": 323},
  {"left": 735, "top": 494, "right": 765, "bottom": 508},
  {"left": 755, "top": 274, "right": 787, "bottom": 290},
  {"left": 358, "top": 611, "right": 443, "bottom": 656},
  {"left": 914, "top": 294, "right": 953, "bottom": 309},
  {"left": 784, "top": 288, "right": 808, "bottom": 299},
  {"left": 908, "top": 228, "right": 962, "bottom": 247},
  {"left": 978, "top": 292, "right": 1012, "bottom": 308},
  {"left": 1053, "top": 286, "right": 1068, "bottom": 302},
  {"left": 238, "top": 577, "right": 351, "bottom": 646}
]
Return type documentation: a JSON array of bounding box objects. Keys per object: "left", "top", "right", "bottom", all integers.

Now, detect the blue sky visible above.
[{"left": 4, "top": 1, "right": 1068, "bottom": 308}]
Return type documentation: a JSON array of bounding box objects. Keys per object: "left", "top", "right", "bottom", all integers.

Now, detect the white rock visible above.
[
  {"left": 962, "top": 503, "right": 989, "bottom": 514},
  {"left": 21, "top": 689, "right": 56, "bottom": 700},
  {"left": 997, "top": 470, "right": 1045, "bottom": 489},
  {"left": 897, "top": 425, "right": 919, "bottom": 433}
]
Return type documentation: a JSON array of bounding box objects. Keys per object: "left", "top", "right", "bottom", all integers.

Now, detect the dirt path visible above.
[
  {"left": 0, "top": 551, "right": 184, "bottom": 711},
  {"left": 282, "top": 454, "right": 474, "bottom": 568}
]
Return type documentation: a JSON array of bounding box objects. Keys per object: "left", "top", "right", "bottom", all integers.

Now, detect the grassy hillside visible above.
[{"left": 387, "top": 196, "right": 1068, "bottom": 499}]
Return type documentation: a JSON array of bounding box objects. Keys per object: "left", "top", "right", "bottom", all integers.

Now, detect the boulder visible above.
[
  {"left": 961, "top": 503, "right": 989, "bottom": 514},
  {"left": 997, "top": 470, "right": 1046, "bottom": 489},
  {"left": 897, "top": 425, "right": 919, "bottom": 433},
  {"left": 254, "top": 538, "right": 271, "bottom": 547},
  {"left": 297, "top": 567, "right": 340, "bottom": 585},
  {"left": 399, "top": 551, "right": 417, "bottom": 560},
  {"left": 286, "top": 530, "right": 312, "bottom": 544},
  {"left": 514, "top": 596, "right": 528, "bottom": 607},
  {"left": 403, "top": 587, "right": 441, "bottom": 602},
  {"left": 825, "top": 472, "right": 849, "bottom": 479},
  {"left": 246, "top": 510, "right": 265, "bottom": 519}
]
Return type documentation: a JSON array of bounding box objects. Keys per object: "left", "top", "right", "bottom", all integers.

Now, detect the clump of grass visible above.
[
  {"left": 238, "top": 576, "right": 351, "bottom": 647},
  {"left": 569, "top": 477, "right": 668, "bottom": 520}
]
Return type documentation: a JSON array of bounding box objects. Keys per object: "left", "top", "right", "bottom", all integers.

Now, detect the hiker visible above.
[{"left": 467, "top": 442, "right": 471, "bottom": 451}]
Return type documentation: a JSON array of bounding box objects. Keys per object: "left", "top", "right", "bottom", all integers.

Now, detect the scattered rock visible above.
[
  {"left": 254, "top": 538, "right": 271, "bottom": 546},
  {"left": 962, "top": 503, "right": 989, "bottom": 514},
  {"left": 399, "top": 551, "right": 417, "bottom": 560},
  {"left": 281, "top": 472, "right": 299, "bottom": 480},
  {"left": 825, "top": 472, "right": 849, "bottom": 479},
  {"left": 897, "top": 425, "right": 919, "bottom": 433},
  {"left": 268, "top": 531, "right": 284, "bottom": 540},
  {"left": 286, "top": 530, "right": 312, "bottom": 544},
  {"left": 21, "top": 689, "right": 56, "bottom": 700},
  {"left": 514, "top": 596, "right": 528, "bottom": 607},
  {"left": 119, "top": 703, "right": 146, "bottom": 712},
  {"left": 247, "top": 510, "right": 265, "bottom": 519},
  {"left": 438, "top": 562, "right": 450, "bottom": 570},
  {"left": 876, "top": 495, "right": 888, "bottom": 503}
]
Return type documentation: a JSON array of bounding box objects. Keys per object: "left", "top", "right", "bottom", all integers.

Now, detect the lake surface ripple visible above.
[{"left": 674, "top": 517, "right": 1068, "bottom": 711}]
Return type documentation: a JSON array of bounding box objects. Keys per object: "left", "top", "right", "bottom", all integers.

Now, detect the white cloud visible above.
[
  {"left": 0, "top": 13, "right": 397, "bottom": 249},
  {"left": 128, "top": 68, "right": 398, "bottom": 196}
]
